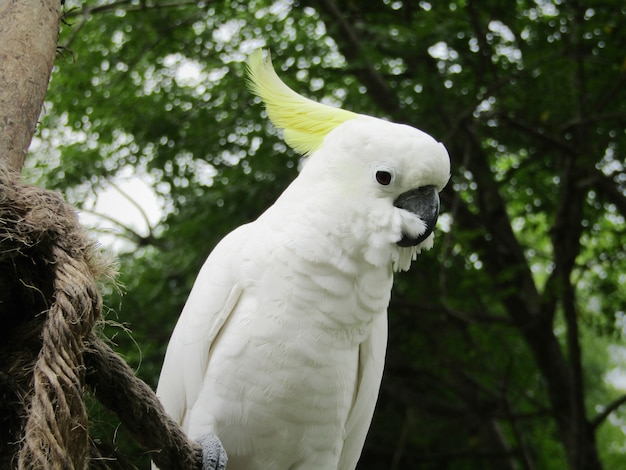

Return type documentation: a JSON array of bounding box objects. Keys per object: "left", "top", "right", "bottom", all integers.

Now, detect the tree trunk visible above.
[{"left": 0, "top": 0, "right": 61, "bottom": 172}]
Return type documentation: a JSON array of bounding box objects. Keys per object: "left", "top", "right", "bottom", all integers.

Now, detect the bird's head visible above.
[{"left": 246, "top": 50, "right": 450, "bottom": 271}]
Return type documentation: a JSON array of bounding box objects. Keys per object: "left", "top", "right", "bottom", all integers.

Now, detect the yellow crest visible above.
[{"left": 246, "top": 49, "right": 357, "bottom": 155}]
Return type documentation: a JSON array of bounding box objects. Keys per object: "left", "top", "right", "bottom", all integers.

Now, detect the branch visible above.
[
  {"left": 591, "top": 170, "right": 626, "bottom": 219},
  {"left": 390, "top": 408, "right": 414, "bottom": 470},
  {"left": 80, "top": 207, "right": 153, "bottom": 246},
  {"left": 591, "top": 394, "right": 626, "bottom": 430},
  {"left": 496, "top": 113, "right": 577, "bottom": 154},
  {"left": 61, "top": 0, "right": 205, "bottom": 49},
  {"left": 559, "top": 111, "right": 626, "bottom": 132},
  {"left": 307, "top": 0, "right": 401, "bottom": 117},
  {"left": 460, "top": 123, "right": 543, "bottom": 322},
  {"left": 64, "top": 0, "right": 201, "bottom": 18},
  {"left": 0, "top": 0, "right": 61, "bottom": 172},
  {"left": 444, "top": 306, "right": 515, "bottom": 326},
  {"left": 466, "top": 0, "right": 499, "bottom": 81},
  {"left": 109, "top": 179, "right": 156, "bottom": 239}
]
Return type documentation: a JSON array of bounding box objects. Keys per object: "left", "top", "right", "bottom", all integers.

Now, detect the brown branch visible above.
[
  {"left": 65, "top": 0, "right": 201, "bottom": 18},
  {"left": 306, "top": 0, "right": 401, "bottom": 117},
  {"left": 391, "top": 298, "right": 514, "bottom": 326},
  {"left": 0, "top": 0, "right": 61, "bottom": 172},
  {"left": 60, "top": 0, "right": 204, "bottom": 48},
  {"left": 466, "top": 0, "right": 499, "bottom": 81},
  {"left": 592, "top": 170, "right": 626, "bottom": 218},
  {"left": 390, "top": 408, "right": 414, "bottom": 470},
  {"left": 559, "top": 111, "right": 626, "bottom": 132},
  {"left": 80, "top": 207, "right": 159, "bottom": 248},
  {"left": 108, "top": 180, "right": 156, "bottom": 235},
  {"left": 449, "top": 123, "right": 598, "bottom": 469},
  {"left": 546, "top": 5, "right": 602, "bottom": 467},
  {"left": 460, "top": 123, "right": 543, "bottom": 322},
  {"left": 496, "top": 113, "right": 578, "bottom": 154},
  {"left": 591, "top": 394, "right": 626, "bottom": 430}
]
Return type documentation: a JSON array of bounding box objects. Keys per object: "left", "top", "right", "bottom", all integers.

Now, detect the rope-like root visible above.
[
  {"left": 17, "top": 245, "right": 101, "bottom": 469},
  {"left": 0, "top": 164, "right": 202, "bottom": 469},
  {"left": 84, "top": 336, "right": 203, "bottom": 469}
]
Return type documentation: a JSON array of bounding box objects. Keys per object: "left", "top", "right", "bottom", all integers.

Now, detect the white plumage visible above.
[{"left": 156, "top": 50, "right": 450, "bottom": 469}]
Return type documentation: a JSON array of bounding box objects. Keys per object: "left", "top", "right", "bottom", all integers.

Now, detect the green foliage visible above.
[{"left": 27, "top": 0, "right": 626, "bottom": 468}]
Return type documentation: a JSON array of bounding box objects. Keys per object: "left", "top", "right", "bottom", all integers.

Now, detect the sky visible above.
[{"left": 78, "top": 169, "right": 162, "bottom": 252}]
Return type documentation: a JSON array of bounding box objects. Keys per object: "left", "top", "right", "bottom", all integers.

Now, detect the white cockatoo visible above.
[{"left": 156, "top": 50, "right": 450, "bottom": 470}]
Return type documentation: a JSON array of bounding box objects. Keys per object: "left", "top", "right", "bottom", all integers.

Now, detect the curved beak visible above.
[{"left": 393, "top": 185, "right": 440, "bottom": 247}]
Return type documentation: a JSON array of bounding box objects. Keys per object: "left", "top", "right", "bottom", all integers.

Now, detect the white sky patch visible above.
[
  {"left": 79, "top": 167, "right": 163, "bottom": 252},
  {"left": 437, "top": 212, "right": 452, "bottom": 233},
  {"left": 254, "top": 0, "right": 292, "bottom": 21},
  {"left": 474, "top": 96, "right": 496, "bottom": 117},
  {"left": 427, "top": 42, "right": 462, "bottom": 77},
  {"left": 605, "top": 345, "right": 626, "bottom": 392},
  {"left": 536, "top": 0, "right": 559, "bottom": 17},
  {"left": 76, "top": 51, "right": 221, "bottom": 253},
  {"left": 427, "top": 41, "right": 458, "bottom": 61},
  {"left": 175, "top": 60, "right": 203, "bottom": 87},
  {"left": 206, "top": 66, "right": 228, "bottom": 83},
  {"left": 162, "top": 53, "right": 205, "bottom": 88},
  {"left": 488, "top": 20, "right": 515, "bottom": 42},
  {"left": 488, "top": 20, "right": 523, "bottom": 66},
  {"left": 212, "top": 19, "right": 246, "bottom": 44},
  {"left": 606, "top": 368, "right": 626, "bottom": 392}
]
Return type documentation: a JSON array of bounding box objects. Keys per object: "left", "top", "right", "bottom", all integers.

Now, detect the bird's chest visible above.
[
  {"left": 203, "top": 303, "right": 365, "bottom": 467},
  {"left": 196, "top": 262, "right": 391, "bottom": 466}
]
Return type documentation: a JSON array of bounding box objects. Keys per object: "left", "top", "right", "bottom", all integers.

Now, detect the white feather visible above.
[
  {"left": 155, "top": 53, "right": 450, "bottom": 470},
  {"left": 157, "top": 210, "right": 393, "bottom": 469}
]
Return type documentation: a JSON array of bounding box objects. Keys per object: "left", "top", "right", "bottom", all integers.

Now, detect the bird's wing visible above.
[
  {"left": 155, "top": 226, "right": 248, "bottom": 428},
  {"left": 338, "top": 311, "right": 388, "bottom": 470}
]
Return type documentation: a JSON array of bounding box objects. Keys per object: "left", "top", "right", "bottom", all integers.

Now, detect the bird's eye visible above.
[{"left": 376, "top": 170, "right": 393, "bottom": 186}]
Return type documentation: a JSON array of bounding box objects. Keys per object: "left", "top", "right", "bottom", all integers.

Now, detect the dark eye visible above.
[{"left": 376, "top": 170, "right": 392, "bottom": 186}]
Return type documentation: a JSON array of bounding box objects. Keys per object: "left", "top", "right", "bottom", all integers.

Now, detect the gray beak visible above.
[{"left": 393, "top": 185, "right": 440, "bottom": 247}]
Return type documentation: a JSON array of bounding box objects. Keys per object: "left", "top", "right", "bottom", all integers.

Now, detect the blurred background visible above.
[{"left": 26, "top": 0, "right": 626, "bottom": 468}]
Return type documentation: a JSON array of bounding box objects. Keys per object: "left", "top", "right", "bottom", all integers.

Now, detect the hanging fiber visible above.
[{"left": 0, "top": 164, "right": 203, "bottom": 469}]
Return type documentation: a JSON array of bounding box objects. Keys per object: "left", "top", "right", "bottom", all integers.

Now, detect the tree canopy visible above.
[{"left": 27, "top": 0, "right": 626, "bottom": 468}]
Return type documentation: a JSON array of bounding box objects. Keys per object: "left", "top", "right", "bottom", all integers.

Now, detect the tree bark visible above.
[{"left": 0, "top": 0, "right": 61, "bottom": 172}]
